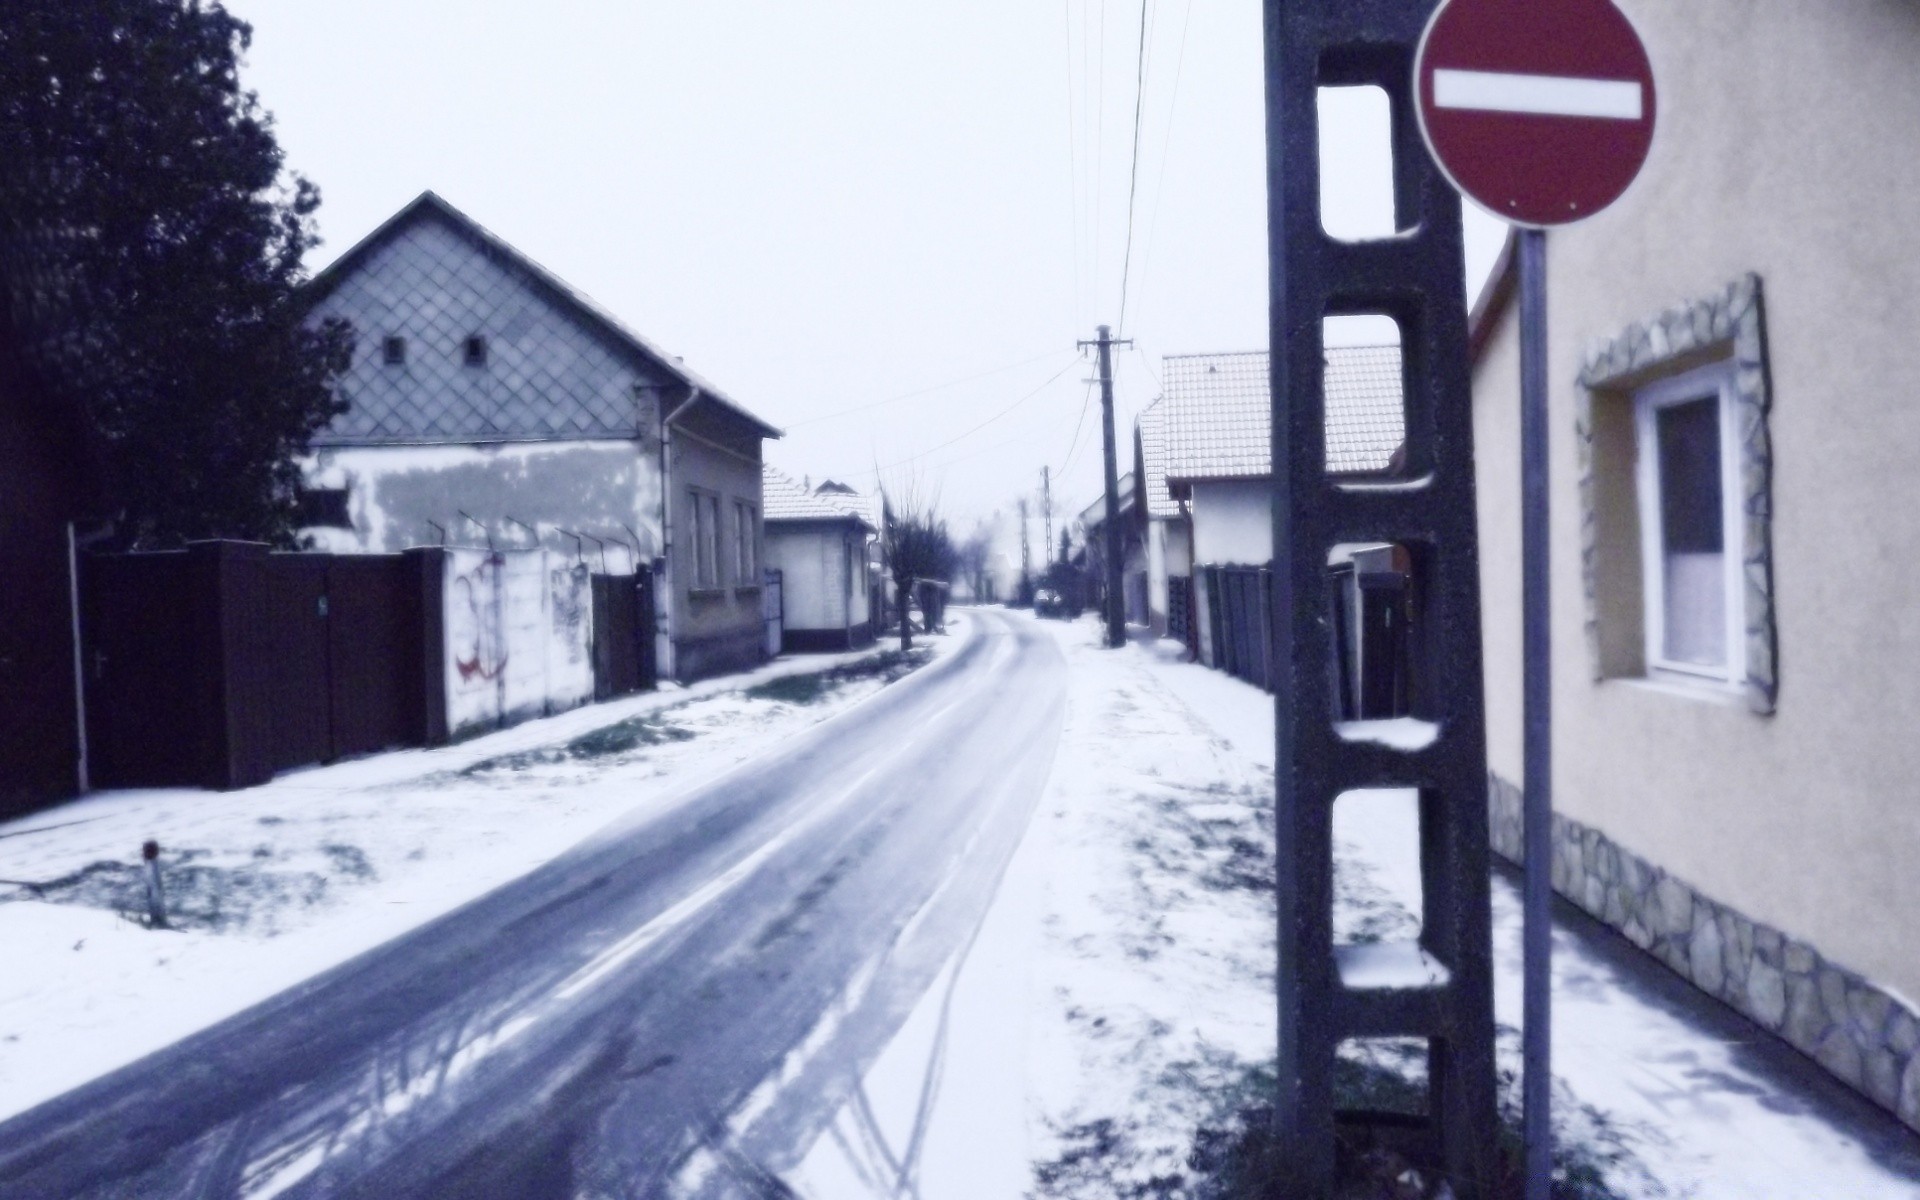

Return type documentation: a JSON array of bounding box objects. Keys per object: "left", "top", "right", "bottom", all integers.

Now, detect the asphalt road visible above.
[{"left": 0, "top": 609, "right": 1066, "bottom": 1200}]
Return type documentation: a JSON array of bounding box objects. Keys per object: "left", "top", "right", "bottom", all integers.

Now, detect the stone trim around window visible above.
[
  {"left": 1575, "top": 274, "right": 1778, "bottom": 714},
  {"left": 1489, "top": 774, "right": 1920, "bottom": 1135}
]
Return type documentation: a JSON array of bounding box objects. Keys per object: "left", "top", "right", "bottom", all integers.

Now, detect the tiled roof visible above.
[
  {"left": 306, "top": 192, "right": 780, "bottom": 446},
  {"left": 763, "top": 465, "right": 876, "bottom": 529},
  {"left": 1136, "top": 400, "right": 1178, "bottom": 519},
  {"left": 1161, "top": 346, "right": 1404, "bottom": 481}
]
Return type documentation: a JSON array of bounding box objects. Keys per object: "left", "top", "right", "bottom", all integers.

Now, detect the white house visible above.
[
  {"left": 1134, "top": 399, "right": 1191, "bottom": 641},
  {"left": 762, "top": 467, "right": 878, "bottom": 652},
  {"left": 1158, "top": 346, "right": 1406, "bottom": 671},
  {"left": 298, "top": 191, "right": 782, "bottom": 683}
]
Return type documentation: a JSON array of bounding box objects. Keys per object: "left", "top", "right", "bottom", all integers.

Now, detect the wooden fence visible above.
[{"left": 82, "top": 541, "right": 656, "bottom": 790}]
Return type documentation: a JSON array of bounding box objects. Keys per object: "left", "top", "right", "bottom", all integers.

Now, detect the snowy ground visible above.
[
  {"left": 0, "top": 626, "right": 959, "bottom": 1124},
  {"left": 786, "top": 611, "right": 1920, "bottom": 1199}
]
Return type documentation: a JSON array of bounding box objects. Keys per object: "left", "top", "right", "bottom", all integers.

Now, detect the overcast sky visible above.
[{"left": 228, "top": 0, "right": 1507, "bottom": 530}]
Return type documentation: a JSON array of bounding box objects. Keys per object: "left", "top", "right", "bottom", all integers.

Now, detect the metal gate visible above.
[
  {"left": 83, "top": 542, "right": 432, "bottom": 789},
  {"left": 591, "top": 568, "right": 657, "bottom": 699},
  {"left": 762, "top": 568, "right": 783, "bottom": 656}
]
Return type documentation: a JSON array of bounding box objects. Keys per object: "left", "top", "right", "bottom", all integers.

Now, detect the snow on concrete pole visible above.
[{"left": 141, "top": 840, "right": 168, "bottom": 930}]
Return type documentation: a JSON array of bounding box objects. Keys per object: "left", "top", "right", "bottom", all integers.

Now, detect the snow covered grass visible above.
[
  {"left": 789, "top": 612, "right": 1920, "bottom": 1200},
  {"left": 0, "top": 625, "right": 960, "bottom": 1123}
]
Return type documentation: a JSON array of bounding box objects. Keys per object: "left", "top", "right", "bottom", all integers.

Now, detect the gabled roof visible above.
[
  {"left": 1136, "top": 399, "right": 1178, "bottom": 519},
  {"left": 1080, "top": 471, "right": 1137, "bottom": 528},
  {"left": 763, "top": 464, "right": 876, "bottom": 529},
  {"left": 306, "top": 191, "right": 780, "bottom": 441},
  {"left": 1161, "top": 346, "right": 1404, "bottom": 482}
]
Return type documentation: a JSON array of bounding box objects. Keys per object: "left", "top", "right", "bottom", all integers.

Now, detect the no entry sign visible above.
[{"left": 1414, "top": 0, "right": 1656, "bottom": 227}]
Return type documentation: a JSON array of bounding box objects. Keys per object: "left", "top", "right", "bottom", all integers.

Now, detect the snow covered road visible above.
[{"left": 0, "top": 610, "right": 1064, "bottom": 1198}]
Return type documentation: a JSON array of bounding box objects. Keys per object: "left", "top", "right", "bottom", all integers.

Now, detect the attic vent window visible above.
[
  {"left": 382, "top": 336, "right": 406, "bottom": 366},
  {"left": 464, "top": 335, "right": 488, "bottom": 367}
]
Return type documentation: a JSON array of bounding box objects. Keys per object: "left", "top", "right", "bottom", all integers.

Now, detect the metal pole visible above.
[
  {"left": 1096, "top": 326, "right": 1124, "bottom": 648},
  {"left": 1042, "top": 467, "right": 1053, "bottom": 567},
  {"left": 1519, "top": 225, "right": 1553, "bottom": 1200},
  {"left": 66, "top": 523, "right": 89, "bottom": 795}
]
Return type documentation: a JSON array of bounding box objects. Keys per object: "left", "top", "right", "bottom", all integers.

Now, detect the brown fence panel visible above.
[
  {"left": 258, "top": 554, "right": 331, "bottom": 776},
  {"left": 81, "top": 542, "right": 446, "bottom": 790},
  {"left": 83, "top": 550, "right": 213, "bottom": 788},
  {"left": 326, "top": 555, "right": 419, "bottom": 759}
]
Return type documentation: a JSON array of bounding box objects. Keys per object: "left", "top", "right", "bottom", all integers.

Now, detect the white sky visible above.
[{"left": 229, "top": 0, "right": 1509, "bottom": 529}]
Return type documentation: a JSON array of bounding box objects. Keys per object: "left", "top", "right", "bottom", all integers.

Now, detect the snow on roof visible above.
[
  {"left": 763, "top": 464, "right": 876, "bottom": 528},
  {"left": 1079, "top": 471, "right": 1136, "bottom": 528},
  {"left": 1161, "top": 346, "right": 1405, "bottom": 482},
  {"left": 1136, "top": 400, "right": 1178, "bottom": 520}
]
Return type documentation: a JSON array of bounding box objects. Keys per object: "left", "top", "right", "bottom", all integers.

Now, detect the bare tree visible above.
[{"left": 879, "top": 477, "right": 956, "bottom": 651}]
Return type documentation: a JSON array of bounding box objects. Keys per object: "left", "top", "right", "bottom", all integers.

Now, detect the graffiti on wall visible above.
[
  {"left": 452, "top": 553, "right": 507, "bottom": 683},
  {"left": 443, "top": 548, "right": 597, "bottom": 737}
]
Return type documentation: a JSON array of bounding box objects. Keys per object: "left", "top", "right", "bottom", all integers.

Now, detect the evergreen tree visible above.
[{"left": 0, "top": 0, "right": 351, "bottom": 546}]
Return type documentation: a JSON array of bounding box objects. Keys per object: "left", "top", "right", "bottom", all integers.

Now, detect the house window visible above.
[
  {"left": 735, "top": 502, "right": 757, "bottom": 580},
  {"left": 383, "top": 335, "right": 407, "bottom": 366},
  {"left": 1636, "top": 365, "right": 1742, "bottom": 684},
  {"left": 464, "top": 335, "right": 488, "bottom": 367},
  {"left": 689, "top": 489, "right": 722, "bottom": 588},
  {"left": 1576, "top": 274, "right": 1776, "bottom": 712},
  {"left": 295, "top": 486, "right": 352, "bottom": 529}
]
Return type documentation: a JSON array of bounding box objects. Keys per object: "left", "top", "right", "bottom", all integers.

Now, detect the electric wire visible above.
[
  {"left": 1054, "top": 373, "right": 1099, "bottom": 478},
  {"left": 1132, "top": 0, "right": 1194, "bottom": 335},
  {"left": 784, "top": 348, "right": 1072, "bottom": 428},
  {"left": 867, "top": 358, "right": 1080, "bottom": 476},
  {"left": 1115, "top": 0, "right": 1152, "bottom": 335},
  {"left": 1064, "top": 0, "right": 1082, "bottom": 334}
]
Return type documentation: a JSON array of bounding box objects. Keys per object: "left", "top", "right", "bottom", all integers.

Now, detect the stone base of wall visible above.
[{"left": 1489, "top": 773, "right": 1920, "bottom": 1134}]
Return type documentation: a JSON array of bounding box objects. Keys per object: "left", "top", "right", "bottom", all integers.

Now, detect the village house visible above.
[
  {"left": 761, "top": 467, "right": 879, "bottom": 652},
  {"left": 1075, "top": 470, "right": 1147, "bottom": 627},
  {"left": 299, "top": 192, "right": 781, "bottom": 683},
  {"left": 1467, "top": 4, "right": 1920, "bottom": 1133},
  {"left": 1157, "top": 346, "right": 1406, "bottom": 690},
  {"left": 1133, "top": 399, "right": 1191, "bottom": 644}
]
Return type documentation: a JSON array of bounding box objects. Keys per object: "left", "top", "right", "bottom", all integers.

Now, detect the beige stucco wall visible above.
[{"left": 1472, "top": 2, "right": 1920, "bottom": 1003}]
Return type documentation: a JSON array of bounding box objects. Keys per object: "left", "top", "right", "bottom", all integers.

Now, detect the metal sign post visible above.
[
  {"left": 1517, "top": 225, "right": 1552, "bottom": 1199},
  {"left": 1414, "top": 3, "right": 1656, "bottom": 1197}
]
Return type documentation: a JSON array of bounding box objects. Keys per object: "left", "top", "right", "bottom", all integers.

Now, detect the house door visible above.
[{"left": 763, "top": 569, "right": 783, "bottom": 656}]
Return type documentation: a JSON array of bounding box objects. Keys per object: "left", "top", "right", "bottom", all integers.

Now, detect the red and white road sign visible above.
[{"left": 1414, "top": 0, "right": 1656, "bottom": 227}]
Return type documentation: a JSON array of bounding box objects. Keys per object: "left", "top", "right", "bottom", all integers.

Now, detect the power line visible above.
[
  {"left": 1064, "top": 0, "right": 1082, "bottom": 331},
  {"left": 785, "top": 348, "right": 1072, "bottom": 429},
  {"left": 1055, "top": 373, "right": 1099, "bottom": 477},
  {"left": 1133, "top": 0, "right": 1194, "bottom": 334},
  {"left": 867, "top": 358, "right": 1079, "bottom": 476},
  {"left": 1116, "top": 0, "right": 1152, "bottom": 334}
]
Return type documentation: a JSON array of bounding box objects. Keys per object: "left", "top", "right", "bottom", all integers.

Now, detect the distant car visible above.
[{"left": 1033, "top": 588, "right": 1065, "bottom": 618}]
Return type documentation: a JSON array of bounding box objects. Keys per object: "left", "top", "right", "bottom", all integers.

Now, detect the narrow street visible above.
[{"left": 0, "top": 610, "right": 1064, "bottom": 1199}]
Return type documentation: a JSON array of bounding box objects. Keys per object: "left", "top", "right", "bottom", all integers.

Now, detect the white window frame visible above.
[{"left": 1633, "top": 361, "right": 1745, "bottom": 689}]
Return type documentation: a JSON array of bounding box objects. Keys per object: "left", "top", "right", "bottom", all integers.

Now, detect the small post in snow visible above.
[{"left": 141, "top": 840, "right": 168, "bottom": 929}]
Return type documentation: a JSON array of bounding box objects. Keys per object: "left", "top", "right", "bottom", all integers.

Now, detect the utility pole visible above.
[
  {"left": 1017, "top": 496, "right": 1031, "bottom": 601},
  {"left": 1078, "top": 324, "right": 1132, "bottom": 648},
  {"left": 1041, "top": 467, "right": 1053, "bottom": 567}
]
